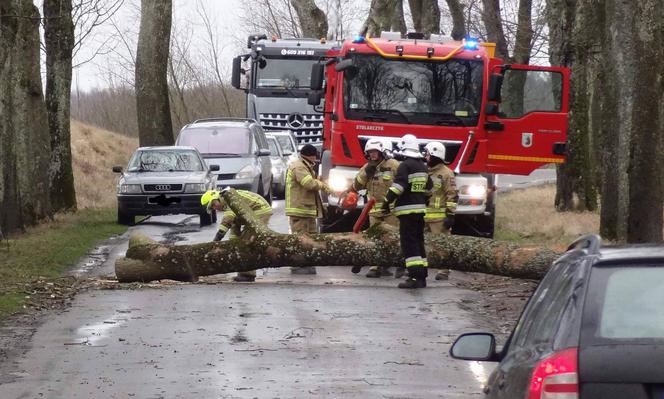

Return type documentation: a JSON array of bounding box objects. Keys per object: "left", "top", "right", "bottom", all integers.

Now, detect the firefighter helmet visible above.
[
  {"left": 340, "top": 191, "right": 358, "bottom": 209},
  {"left": 399, "top": 134, "right": 422, "bottom": 158},
  {"left": 201, "top": 190, "right": 221, "bottom": 213},
  {"left": 424, "top": 141, "right": 446, "bottom": 161},
  {"left": 364, "top": 138, "right": 384, "bottom": 154}
]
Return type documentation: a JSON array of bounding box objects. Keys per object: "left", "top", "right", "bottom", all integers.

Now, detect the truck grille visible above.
[
  {"left": 259, "top": 113, "right": 324, "bottom": 145},
  {"left": 217, "top": 173, "right": 236, "bottom": 180},
  {"left": 143, "top": 184, "right": 183, "bottom": 192}
]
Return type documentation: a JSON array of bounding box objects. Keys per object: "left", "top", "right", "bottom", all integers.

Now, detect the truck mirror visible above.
[
  {"left": 308, "top": 91, "right": 323, "bottom": 106},
  {"left": 335, "top": 59, "right": 357, "bottom": 79},
  {"left": 485, "top": 103, "right": 499, "bottom": 116},
  {"left": 310, "top": 64, "right": 325, "bottom": 90},
  {"left": 488, "top": 73, "right": 504, "bottom": 102},
  {"left": 231, "top": 56, "right": 242, "bottom": 89}
]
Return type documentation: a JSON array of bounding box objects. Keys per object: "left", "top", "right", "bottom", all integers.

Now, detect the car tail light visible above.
[{"left": 527, "top": 347, "right": 578, "bottom": 399}]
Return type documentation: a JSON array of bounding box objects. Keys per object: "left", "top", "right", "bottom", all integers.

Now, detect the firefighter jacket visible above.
[
  {"left": 385, "top": 157, "right": 432, "bottom": 216},
  {"left": 218, "top": 190, "right": 272, "bottom": 234},
  {"left": 352, "top": 158, "right": 400, "bottom": 216},
  {"left": 285, "top": 156, "right": 331, "bottom": 218},
  {"left": 425, "top": 163, "right": 458, "bottom": 222}
]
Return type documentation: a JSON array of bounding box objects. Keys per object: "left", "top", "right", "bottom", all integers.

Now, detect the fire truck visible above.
[{"left": 308, "top": 32, "right": 569, "bottom": 237}]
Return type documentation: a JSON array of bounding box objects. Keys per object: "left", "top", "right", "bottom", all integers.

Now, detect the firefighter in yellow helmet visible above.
[
  {"left": 285, "top": 144, "right": 333, "bottom": 275},
  {"left": 424, "top": 141, "right": 458, "bottom": 280},
  {"left": 201, "top": 189, "right": 273, "bottom": 282},
  {"left": 349, "top": 138, "right": 400, "bottom": 278}
]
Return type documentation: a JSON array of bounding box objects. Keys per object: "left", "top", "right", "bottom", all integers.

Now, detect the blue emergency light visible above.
[
  {"left": 353, "top": 36, "right": 365, "bottom": 44},
  {"left": 464, "top": 39, "right": 479, "bottom": 50}
]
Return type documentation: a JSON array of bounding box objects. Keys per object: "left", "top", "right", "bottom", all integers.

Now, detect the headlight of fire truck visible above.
[
  {"left": 460, "top": 184, "right": 487, "bottom": 198},
  {"left": 328, "top": 170, "right": 351, "bottom": 192}
]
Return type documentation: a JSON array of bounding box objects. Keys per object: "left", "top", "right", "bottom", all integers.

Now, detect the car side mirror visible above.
[
  {"left": 449, "top": 333, "right": 498, "bottom": 361},
  {"left": 112, "top": 166, "right": 123, "bottom": 173},
  {"left": 209, "top": 164, "right": 220, "bottom": 172},
  {"left": 257, "top": 149, "right": 271, "bottom": 156},
  {"left": 488, "top": 73, "right": 504, "bottom": 102},
  {"left": 310, "top": 63, "right": 325, "bottom": 90},
  {"left": 308, "top": 91, "right": 323, "bottom": 106}
]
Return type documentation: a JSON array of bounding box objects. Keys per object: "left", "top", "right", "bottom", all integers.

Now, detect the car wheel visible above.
[
  {"left": 200, "top": 212, "right": 212, "bottom": 227},
  {"left": 117, "top": 206, "right": 133, "bottom": 226}
]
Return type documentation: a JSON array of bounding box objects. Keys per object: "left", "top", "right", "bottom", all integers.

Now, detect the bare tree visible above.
[
  {"left": 44, "top": 0, "right": 77, "bottom": 212},
  {"left": 408, "top": 0, "right": 440, "bottom": 35},
  {"left": 291, "top": 0, "right": 328, "bottom": 38},
  {"left": 361, "top": 0, "right": 407, "bottom": 36},
  {"left": 135, "top": 0, "right": 173, "bottom": 146}
]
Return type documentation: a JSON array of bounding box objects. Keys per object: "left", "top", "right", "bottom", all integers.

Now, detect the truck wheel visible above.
[
  {"left": 200, "top": 212, "right": 212, "bottom": 227},
  {"left": 321, "top": 205, "right": 363, "bottom": 233},
  {"left": 452, "top": 211, "right": 495, "bottom": 238},
  {"left": 117, "top": 207, "right": 133, "bottom": 226}
]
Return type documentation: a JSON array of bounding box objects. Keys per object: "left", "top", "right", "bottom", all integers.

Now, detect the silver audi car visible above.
[{"left": 112, "top": 146, "right": 219, "bottom": 226}]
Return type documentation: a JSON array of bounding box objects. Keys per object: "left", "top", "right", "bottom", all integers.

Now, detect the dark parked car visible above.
[
  {"left": 175, "top": 118, "right": 273, "bottom": 203},
  {"left": 450, "top": 234, "right": 664, "bottom": 399},
  {"left": 113, "top": 146, "right": 218, "bottom": 226}
]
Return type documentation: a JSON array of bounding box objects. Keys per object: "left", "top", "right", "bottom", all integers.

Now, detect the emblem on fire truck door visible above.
[{"left": 522, "top": 132, "right": 533, "bottom": 148}]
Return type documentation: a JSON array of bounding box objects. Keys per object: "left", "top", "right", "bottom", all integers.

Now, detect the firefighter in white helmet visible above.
[
  {"left": 424, "top": 141, "right": 458, "bottom": 280},
  {"left": 349, "top": 138, "right": 400, "bottom": 277},
  {"left": 381, "top": 134, "right": 432, "bottom": 288}
]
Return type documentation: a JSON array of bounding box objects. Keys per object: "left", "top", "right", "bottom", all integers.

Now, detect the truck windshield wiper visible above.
[
  {"left": 434, "top": 115, "right": 466, "bottom": 126},
  {"left": 354, "top": 108, "right": 411, "bottom": 124}
]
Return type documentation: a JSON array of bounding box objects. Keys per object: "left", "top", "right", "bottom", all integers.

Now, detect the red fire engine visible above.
[{"left": 309, "top": 32, "right": 569, "bottom": 237}]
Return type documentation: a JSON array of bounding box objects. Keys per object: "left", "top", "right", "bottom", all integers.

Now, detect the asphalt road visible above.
[{"left": 0, "top": 172, "right": 553, "bottom": 398}]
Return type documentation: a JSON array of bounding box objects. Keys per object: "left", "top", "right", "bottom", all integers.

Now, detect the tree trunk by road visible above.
[
  {"left": 115, "top": 189, "right": 561, "bottom": 283},
  {"left": 0, "top": 1, "right": 52, "bottom": 234},
  {"left": 291, "top": 0, "right": 328, "bottom": 39},
  {"left": 360, "top": 0, "right": 407, "bottom": 37},
  {"left": 445, "top": 0, "right": 466, "bottom": 40},
  {"left": 481, "top": 0, "right": 510, "bottom": 60},
  {"left": 44, "top": 0, "right": 77, "bottom": 213},
  {"left": 135, "top": 0, "right": 173, "bottom": 146},
  {"left": 408, "top": 0, "right": 440, "bottom": 36}
]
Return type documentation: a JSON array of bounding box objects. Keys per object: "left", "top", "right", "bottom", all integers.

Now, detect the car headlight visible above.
[
  {"left": 328, "top": 173, "right": 350, "bottom": 192},
  {"left": 118, "top": 184, "right": 142, "bottom": 194},
  {"left": 460, "top": 184, "right": 487, "bottom": 198},
  {"left": 184, "top": 183, "right": 207, "bottom": 193},
  {"left": 235, "top": 165, "right": 257, "bottom": 180}
]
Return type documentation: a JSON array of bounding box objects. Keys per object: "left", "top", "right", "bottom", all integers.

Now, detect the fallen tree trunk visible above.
[{"left": 115, "top": 189, "right": 562, "bottom": 283}]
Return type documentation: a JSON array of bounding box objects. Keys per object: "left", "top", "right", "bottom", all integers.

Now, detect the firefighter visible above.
[
  {"left": 349, "top": 138, "right": 400, "bottom": 278},
  {"left": 381, "top": 134, "right": 432, "bottom": 289},
  {"left": 285, "top": 144, "right": 333, "bottom": 275},
  {"left": 201, "top": 188, "right": 273, "bottom": 282},
  {"left": 424, "top": 141, "right": 458, "bottom": 281}
]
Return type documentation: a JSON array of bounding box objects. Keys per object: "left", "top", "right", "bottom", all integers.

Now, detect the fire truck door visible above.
[{"left": 483, "top": 65, "right": 569, "bottom": 175}]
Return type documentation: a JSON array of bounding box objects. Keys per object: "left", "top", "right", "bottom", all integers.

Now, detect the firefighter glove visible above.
[
  {"left": 443, "top": 216, "right": 455, "bottom": 230},
  {"left": 381, "top": 201, "right": 391, "bottom": 215}
]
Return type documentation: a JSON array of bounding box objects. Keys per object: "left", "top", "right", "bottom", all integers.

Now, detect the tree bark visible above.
[
  {"left": 481, "top": 0, "right": 510, "bottom": 60},
  {"left": 408, "top": 0, "right": 440, "bottom": 36},
  {"left": 0, "top": 1, "right": 52, "bottom": 234},
  {"left": 44, "top": 0, "right": 77, "bottom": 213},
  {"left": 291, "top": 0, "right": 328, "bottom": 39},
  {"left": 360, "top": 0, "right": 407, "bottom": 37},
  {"left": 115, "top": 189, "right": 561, "bottom": 283},
  {"left": 135, "top": 0, "right": 173, "bottom": 147},
  {"left": 445, "top": 0, "right": 466, "bottom": 40}
]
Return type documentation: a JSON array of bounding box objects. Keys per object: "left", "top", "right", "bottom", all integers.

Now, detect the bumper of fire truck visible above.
[{"left": 325, "top": 167, "right": 491, "bottom": 216}]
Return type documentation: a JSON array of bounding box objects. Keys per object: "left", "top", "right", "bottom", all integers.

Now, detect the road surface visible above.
[{"left": 0, "top": 172, "right": 553, "bottom": 398}]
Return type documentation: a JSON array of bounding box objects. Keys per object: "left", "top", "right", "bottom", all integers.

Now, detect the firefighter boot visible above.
[
  {"left": 351, "top": 266, "right": 362, "bottom": 274},
  {"left": 394, "top": 267, "right": 406, "bottom": 279},
  {"left": 233, "top": 272, "right": 256, "bottom": 282},
  {"left": 398, "top": 266, "right": 427, "bottom": 289},
  {"left": 380, "top": 267, "right": 393, "bottom": 277}
]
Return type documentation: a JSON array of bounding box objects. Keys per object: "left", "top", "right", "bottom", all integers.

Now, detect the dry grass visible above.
[
  {"left": 71, "top": 119, "right": 138, "bottom": 208},
  {"left": 496, "top": 185, "right": 600, "bottom": 246}
]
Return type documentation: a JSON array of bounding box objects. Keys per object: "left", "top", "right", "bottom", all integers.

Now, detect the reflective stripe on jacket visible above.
[
  {"left": 285, "top": 156, "right": 328, "bottom": 218},
  {"left": 425, "top": 163, "right": 457, "bottom": 222},
  {"left": 352, "top": 158, "right": 400, "bottom": 215},
  {"left": 385, "top": 157, "right": 432, "bottom": 216},
  {"left": 218, "top": 190, "right": 272, "bottom": 232}
]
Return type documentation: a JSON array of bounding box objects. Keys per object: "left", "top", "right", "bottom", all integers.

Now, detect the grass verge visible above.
[{"left": 0, "top": 208, "right": 126, "bottom": 317}]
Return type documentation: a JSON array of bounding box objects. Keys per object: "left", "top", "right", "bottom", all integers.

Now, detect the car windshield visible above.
[
  {"left": 256, "top": 58, "right": 317, "bottom": 89},
  {"left": 177, "top": 127, "right": 251, "bottom": 156},
  {"left": 273, "top": 135, "right": 295, "bottom": 154},
  {"left": 267, "top": 138, "right": 280, "bottom": 156},
  {"left": 127, "top": 149, "right": 204, "bottom": 172},
  {"left": 343, "top": 54, "right": 483, "bottom": 126},
  {"left": 596, "top": 266, "right": 664, "bottom": 339}
]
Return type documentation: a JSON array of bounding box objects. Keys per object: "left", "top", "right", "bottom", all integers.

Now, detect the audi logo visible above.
[
  {"left": 155, "top": 184, "right": 171, "bottom": 191},
  {"left": 287, "top": 113, "right": 305, "bottom": 129}
]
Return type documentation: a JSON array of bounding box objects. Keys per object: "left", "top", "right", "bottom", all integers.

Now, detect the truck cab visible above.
[
  {"left": 232, "top": 34, "right": 335, "bottom": 148},
  {"left": 309, "top": 32, "right": 570, "bottom": 237}
]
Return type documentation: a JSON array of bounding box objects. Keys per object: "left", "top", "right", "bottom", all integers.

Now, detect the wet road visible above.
[{"left": 0, "top": 172, "right": 552, "bottom": 398}]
